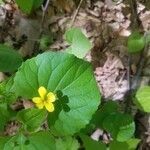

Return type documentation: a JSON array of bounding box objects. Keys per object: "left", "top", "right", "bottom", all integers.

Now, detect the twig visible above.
[
  {"left": 70, "top": 0, "right": 84, "bottom": 27},
  {"left": 40, "top": 0, "right": 50, "bottom": 33},
  {"left": 33, "top": 0, "right": 50, "bottom": 53},
  {"left": 124, "top": 0, "right": 140, "bottom": 113},
  {"left": 132, "top": 35, "right": 149, "bottom": 90},
  {"left": 125, "top": 55, "right": 132, "bottom": 113},
  {"left": 128, "top": 55, "right": 132, "bottom": 91},
  {"left": 130, "top": 0, "right": 141, "bottom": 30}
]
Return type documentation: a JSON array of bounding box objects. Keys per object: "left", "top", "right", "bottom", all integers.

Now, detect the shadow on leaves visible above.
[{"left": 47, "top": 90, "right": 70, "bottom": 126}]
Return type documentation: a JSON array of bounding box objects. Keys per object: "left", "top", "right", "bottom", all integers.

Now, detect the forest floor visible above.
[{"left": 0, "top": 0, "right": 150, "bottom": 149}]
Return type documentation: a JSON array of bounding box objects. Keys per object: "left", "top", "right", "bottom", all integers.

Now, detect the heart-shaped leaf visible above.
[
  {"left": 0, "top": 44, "right": 23, "bottom": 72},
  {"left": 0, "top": 102, "right": 15, "bottom": 131},
  {"left": 65, "top": 28, "right": 92, "bottom": 58},
  {"left": 2, "top": 132, "right": 56, "bottom": 150},
  {"left": 103, "top": 113, "right": 135, "bottom": 142},
  {"left": 92, "top": 101, "right": 119, "bottom": 128},
  {"left": 109, "top": 138, "right": 140, "bottom": 150},
  {"left": 127, "top": 32, "right": 145, "bottom": 53},
  {"left": 12, "top": 52, "right": 100, "bottom": 136},
  {"left": 17, "top": 108, "right": 47, "bottom": 132},
  {"left": 135, "top": 86, "right": 150, "bottom": 112},
  {"left": 80, "top": 134, "right": 106, "bottom": 150},
  {"left": 56, "top": 137, "right": 79, "bottom": 150},
  {"left": 16, "top": 0, "right": 44, "bottom": 14}
]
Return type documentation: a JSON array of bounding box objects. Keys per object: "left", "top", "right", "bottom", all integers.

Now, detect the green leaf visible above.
[
  {"left": 0, "top": 137, "right": 10, "bottom": 149},
  {"left": 80, "top": 134, "right": 106, "bottom": 150},
  {"left": 16, "top": 0, "right": 44, "bottom": 14},
  {"left": 40, "top": 35, "right": 53, "bottom": 50},
  {"left": 0, "top": 44, "right": 23, "bottom": 72},
  {"left": 29, "top": 132, "right": 56, "bottom": 150},
  {"left": 92, "top": 101, "right": 119, "bottom": 128},
  {"left": 0, "top": 78, "right": 16, "bottom": 104},
  {"left": 81, "top": 101, "right": 119, "bottom": 134},
  {"left": 0, "top": 0, "right": 3, "bottom": 4},
  {"left": 17, "top": 108, "right": 47, "bottom": 132},
  {"left": 135, "top": 86, "right": 150, "bottom": 112},
  {"left": 0, "top": 103, "right": 13, "bottom": 131},
  {"left": 56, "top": 137, "right": 79, "bottom": 150},
  {"left": 109, "top": 138, "right": 140, "bottom": 150},
  {"left": 65, "top": 28, "right": 92, "bottom": 58},
  {"left": 4, "top": 133, "right": 28, "bottom": 150},
  {"left": 12, "top": 51, "right": 100, "bottom": 136},
  {"left": 127, "top": 31, "right": 145, "bottom": 53},
  {"left": 3, "top": 132, "right": 56, "bottom": 150},
  {"left": 103, "top": 113, "right": 135, "bottom": 142},
  {"left": 145, "top": 32, "right": 150, "bottom": 44},
  {"left": 91, "top": 102, "right": 135, "bottom": 142}
]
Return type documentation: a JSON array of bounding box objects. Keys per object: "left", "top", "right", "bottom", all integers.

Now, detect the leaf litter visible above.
[{"left": 0, "top": 0, "right": 150, "bottom": 148}]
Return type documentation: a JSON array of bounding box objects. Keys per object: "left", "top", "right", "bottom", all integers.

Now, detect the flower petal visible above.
[
  {"left": 38, "top": 86, "right": 47, "bottom": 99},
  {"left": 44, "top": 102, "right": 54, "bottom": 112},
  {"left": 47, "top": 92, "right": 56, "bottom": 102},
  {"left": 32, "top": 97, "right": 42, "bottom": 104},
  {"left": 36, "top": 102, "right": 44, "bottom": 109}
]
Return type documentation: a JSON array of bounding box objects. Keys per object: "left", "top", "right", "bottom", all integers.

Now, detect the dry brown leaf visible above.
[{"left": 95, "top": 52, "right": 128, "bottom": 100}]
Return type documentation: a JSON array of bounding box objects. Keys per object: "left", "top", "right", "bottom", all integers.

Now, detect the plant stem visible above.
[
  {"left": 40, "top": 0, "right": 50, "bottom": 33},
  {"left": 34, "top": 0, "right": 50, "bottom": 53},
  {"left": 125, "top": 54, "right": 132, "bottom": 113},
  {"left": 132, "top": 35, "right": 149, "bottom": 90},
  {"left": 70, "top": 0, "right": 84, "bottom": 27},
  {"left": 130, "top": 0, "right": 141, "bottom": 30},
  {"left": 125, "top": 0, "right": 141, "bottom": 113}
]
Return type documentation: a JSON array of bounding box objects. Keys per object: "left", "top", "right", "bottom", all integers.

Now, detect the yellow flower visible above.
[{"left": 32, "top": 86, "right": 56, "bottom": 112}]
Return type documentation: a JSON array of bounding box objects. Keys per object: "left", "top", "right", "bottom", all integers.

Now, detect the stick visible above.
[
  {"left": 33, "top": 0, "right": 50, "bottom": 53},
  {"left": 125, "top": 54, "right": 132, "bottom": 113},
  {"left": 70, "top": 0, "right": 84, "bottom": 27},
  {"left": 124, "top": 0, "right": 140, "bottom": 113},
  {"left": 132, "top": 34, "right": 149, "bottom": 90},
  {"left": 40, "top": 0, "right": 50, "bottom": 33}
]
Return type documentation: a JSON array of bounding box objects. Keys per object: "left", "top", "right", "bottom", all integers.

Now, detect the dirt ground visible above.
[{"left": 0, "top": 0, "right": 150, "bottom": 149}]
